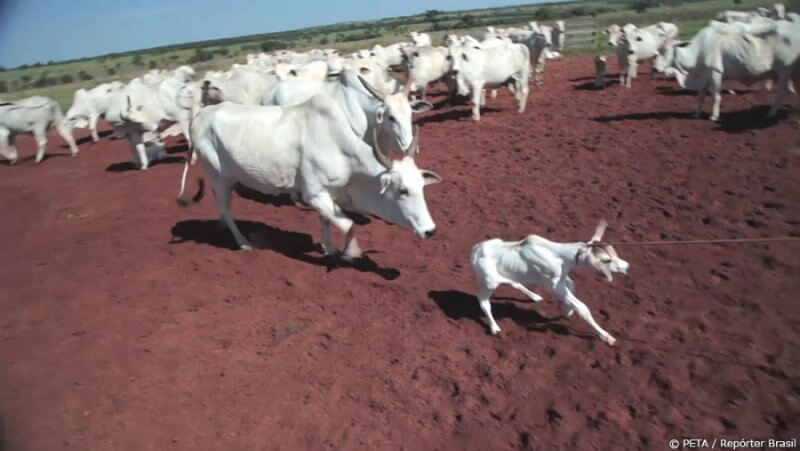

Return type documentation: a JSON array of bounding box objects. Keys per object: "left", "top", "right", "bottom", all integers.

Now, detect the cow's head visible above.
[
  {"left": 65, "top": 88, "right": 91, "bottom": 129},
  {"left": 358, "top": 73, "right": 432, "bottom": 153},
  {"left": 122, "top": 95, "right": 159, "bottom": 133},
  {"left": 577, "top": 220, "right": 629, "bottom": 282},
  {"left": 604, "top": 24, "right": 622, "bottom": 46},
  {"left": 370, "top": 126, "right": 441, "bottom": 239}
]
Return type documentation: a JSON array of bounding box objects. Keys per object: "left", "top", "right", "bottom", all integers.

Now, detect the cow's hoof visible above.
[
  {"left": 139, "top": 166, "right": 148, "bottom": 171},
  {"left": 490, "top": 327, "right": 501, "bottom": 336},
  {"left": 710, "top": 116, "right": 720, "bottom": 122},
  {"left": 239, "top": 244, "right": 254, "bottom": 251},
  {"left": 604, "top": 336, "right": 617, "bottom": 346},
  {"left": 9, "top": 159, "right": 17, "bottom": 165}
]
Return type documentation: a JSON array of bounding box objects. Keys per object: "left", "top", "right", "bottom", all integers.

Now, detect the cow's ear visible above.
[
  {"left": 421, "top": 170, "right": 442, "bottom": 186},
  {"left": 375, "top": 105, "right": 385, "bottom": 124},
  {"left": 462, "top": 53, "right": 469, "bottom": 62},
  {"left": 410, "top": 100, "right": 433, "bottom": 113}
]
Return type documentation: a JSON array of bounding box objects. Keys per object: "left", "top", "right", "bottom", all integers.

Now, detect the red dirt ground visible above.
[{"left": 1, "top": 55, "right": 799, "bottom": 450}]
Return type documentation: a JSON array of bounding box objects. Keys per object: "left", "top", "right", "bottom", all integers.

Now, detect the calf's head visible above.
[
  {"left": 370, "top": 126, "right": 441, "bottom": 239},
  {"left": 578, "top": 220, "right": 630, "bottom": 282}
]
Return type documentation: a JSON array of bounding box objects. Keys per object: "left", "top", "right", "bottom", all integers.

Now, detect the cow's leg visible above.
[
  {"left": 490, "top": 89, "right": 497, "bottom": 99},
  {"left": 0, "top": 128, "right": 16, "bottom": 164},
  {"left": 695, "top": 88, "right": 707, "bottom": 118},
  {"left": 129, "top": 132, "right": 149, "bottom": 170},
  {"left": 478, "top": 286, "right": 501, "bottom": 335},
  {"left": 517, "top": 75, "right": 529, "bottom": 113},
  {"left": 33, "top": 128, "right": 48, "bottom": 163},
  {"left": 55, "top": 120, "right": 79, "bottom": 156},
  {"left": 318, "top": 217, "right": 336, "bottom": 257},
  {"left": 473, "top": 261, "right": 502, "bottom": 334},
  {"left": 471, "top": 83, "right": 484, "bottom": 121},
  {"left": 214, "top": 181, "right": 253, "bottom": 251},
  {"left": 306, "top": 191, "right": 360, "bottom": 260},
  {"left": 709, "top": 72, "right": 723, "bottom": 122},
  {"left": 555, "top": 284, "right": 616, "bottom": 345},
  {"left": 768, "top": 71, "right": 790, "bottom": 118},
  {"left": 626, "top": 59, "right": 636, "bottom": 88},
  {"left": 89, "top": 113, "right": 100, "bottom": 142}
]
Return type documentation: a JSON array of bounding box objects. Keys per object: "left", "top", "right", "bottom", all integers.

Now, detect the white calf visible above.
[{"left": 470, "top": 221, "right": 629, "bottom": 346}]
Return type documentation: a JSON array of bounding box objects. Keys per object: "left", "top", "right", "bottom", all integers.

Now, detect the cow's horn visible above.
[
  {"left": 372, "top": 128, "right": 392, "bottom": 170},
  {"left": 358, "top": 75, "right": 385, "bottom": 103},
  {"left": 404, "top": 125, "right": 420, "bottom": 156}
]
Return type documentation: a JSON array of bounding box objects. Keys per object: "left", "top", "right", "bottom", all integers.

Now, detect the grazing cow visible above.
[
  {"left": 371, "top": 43, "right": 409, "bottom": 68},
  {"left": 470, "top": 221, "right": 629, "bottom": 346},
  {"left": 409, "top": 31, "right": 432, "bottom": 47},
  {"left": 595, "top": 55, "right": 607, "bottom": 88},
  {"left": 177, "top": 95, "right": 442, "bottom": 257},
  {"left": 655, "top": 20, "right": 800, "bottom": 121},
  {"left": 449, "top": 41, "right": 530, "bottom": 120},
  {"left": 264, "top": 69, "right": 431, "bottom": 156},
  {"left": 0, "top": 96, "right": 79, "bottom": 164},
  {"left": 405, "top": 46, "right": 458, "bottom": 101},
  {"left": 65, "top": 81, "right": 125, "bottom": 142}
]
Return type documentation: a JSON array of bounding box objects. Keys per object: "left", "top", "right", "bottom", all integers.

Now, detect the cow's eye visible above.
[
  {"left": 389, "top": 115, "right": 397, "bottom": 123},
  {"left": 601, "top": 257, "right": 612, "bottom": 263},
  {"left": 398, "top": 188, "right": 409, "bottom": 196}
]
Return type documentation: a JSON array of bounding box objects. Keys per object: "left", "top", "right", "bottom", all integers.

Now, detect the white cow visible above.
[
  {"left": 552, "top": 20, "right": 566, "bottom": 52},
  {"left": 371, "top": 43, "right": 410, "bottom": 68},
  {"left": 405, "top": 46, "right": 458, "bottom": 101},
  {"left": 471, "top": 221, "right": 629, "bottom": 346},
  {"left": 0, "top": 96, "right": 79, "bottom": 164},
  {"left": 655, "top": 20, "right": 800, "bottom": 121},
  {"left": 449, "top": 42, "right": 530, "bottom": 120},
  {"left": 264, "top": 69, "right": 432, "bottom": 156},
  {"left": 200, "top": 69, "right": 279, "bottom": 107},
  {"left": 105, "top": 66, "right": 195, "bottom": 169},
  {"left": 617, "top": 22, "right": 680, "bottom": 87},
  {"left": 409, "top": 31, "right": 432, "bottom": 47},
  {"left": 177, "top": 95, "right": 441, "bottom": 257},
  {"left": 65, "top": 81, "right": 125, "bottom": 142}
]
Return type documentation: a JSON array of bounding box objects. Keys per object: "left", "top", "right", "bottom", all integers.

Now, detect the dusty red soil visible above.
[{"left": 1, "top": 55, "right": 799, "bottom": 450}]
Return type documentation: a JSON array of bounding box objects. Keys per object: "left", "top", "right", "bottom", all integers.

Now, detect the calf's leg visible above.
[
  {"left": 213, "top": 181, "right": 253, "bottom": 251},
  {"left": 33, "top": 128, "right": 48, "bottom": 163},
  {"left": 55, "top": 119, "right": 79, "bottom": 155},
  {"left": 555, "top": 285, "right": 616, "bottom": 345}
]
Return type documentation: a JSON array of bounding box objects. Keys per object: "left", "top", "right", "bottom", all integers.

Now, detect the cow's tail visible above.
[{"left": 176, "top": 144, "right": 204, "bottom": 207}]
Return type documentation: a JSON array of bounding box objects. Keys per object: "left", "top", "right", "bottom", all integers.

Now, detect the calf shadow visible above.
[
  {"left": 105, "top": 156, "right": 185, "bottom": 172},
  {"left": 428, "top": 290, "right": 583, "bottom": 338},
  {"left": 170, "top": 219, "right": 400, "bottom": 280},
  {"left": 417, "top": 107, "right": 501, "bottom": 125}
]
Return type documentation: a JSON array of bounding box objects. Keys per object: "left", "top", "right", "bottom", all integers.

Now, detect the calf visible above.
[
  {"left": 470, "top": 221, "right": 629, "bottom": 346},
  {"left": 594, "top": 55, "right": 607, "bottom": 88}
]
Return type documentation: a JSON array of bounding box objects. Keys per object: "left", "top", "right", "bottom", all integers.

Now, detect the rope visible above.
[{"left": 600, "top": 236, "right": 800, "bottom": 247}]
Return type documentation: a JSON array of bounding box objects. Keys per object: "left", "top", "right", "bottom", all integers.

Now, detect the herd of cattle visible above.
[{"left": 0, "top": 5, "right": 796, "bottom": 345}]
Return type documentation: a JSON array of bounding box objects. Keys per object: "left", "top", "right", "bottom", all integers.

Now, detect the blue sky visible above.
[{"left": 0, "top": 0, "right": 554, "bottom": 68}]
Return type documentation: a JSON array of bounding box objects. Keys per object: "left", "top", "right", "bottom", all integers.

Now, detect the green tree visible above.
[
  {"left": 132, "top": 54, "right": 144, "bottom": 66},
  {"left": 148, "top": 60, "right": 158, "bottom": 69},
  {"left": 534, "top": 6, "right": 554, "bottom": 21},
  {"left": 631, "top": 0, "right": 653, "bottom": 13}
]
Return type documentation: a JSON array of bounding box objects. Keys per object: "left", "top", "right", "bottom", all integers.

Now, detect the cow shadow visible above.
[
  {"left": 165, "top": 142, "right": 189, "bottom": 155},
  {"left": 170, "top": 219, "right": 400, "bottom": 280},
  {"left": 74, "top": 130, "right": 114, "bottom": 146},
  {"left": 592, "top": 111, "right": 696, "bottom": 123},
  {"left": 428, "top": 290, "right": 582, "bottom": 338},
  {"left": 574, "top": 79, "right": 619, "bottom": 91},
  {"left": 1, "top": 152, "right": 73, "bottom": 165},
  {"left": 417, "top": 107, "right": 501, "bottom": 125},
  {"left": 717, "top": 105, "right": 787, "bottom": 133},
  {"left": 105, "top": 156, "right": 185, "bottom": 172}
]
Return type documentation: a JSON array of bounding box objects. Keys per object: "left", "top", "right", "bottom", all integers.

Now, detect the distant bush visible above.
[
  {"left": 34, "top": 74, "right": 58, "bottom": 88},
  {"left": 241, "top": 43, "right": 260, "bottom": 51},
  {"left": 217, "top": 47, "right": 230, "bottom": 56},
  {"left": 148, "top": 60, "right": 158, "bottom": 69},
  {"left": 631, "top": 0, "right": 653, "bottom": 13},
  {"left": 107, "top": 67, "right": 116, "bottom": 76},
  {"left": 60, "top": 74, "right": 75, "bottom": 84},
  {"left": 319, "top": 36, "right": 329, "bottom": 45},
  {"left": 534, "top": 6, "right": 554, "bottom": 21},
  {"left": 169, "top": 54, "right": 181, "bottom": 60},
  {"left": 20, "top": 74, "right": 32, "bottom": 84},
  {"left": 187, "top": 48, "right": 214, "bottom": 64},
  {"left": 0, "top": 81, "right": 7, "bottom": 93},
  {"left": 733, "top": 0, "right": 742, "bottom": 3},
  {"left": 570, "top": 6, "right": 587, "bottom": 17},
  {"left": 260, "top": 40, "right": 287, "bottom": 52},
  {"left": 457, "top": 13, "right": 481, "bottom": 28},
  {"left": 78, "top": 70, "right": 93, "bottom": 81},
  {"left": 132, "top": 54, "right": 144, "bottom": 66}
]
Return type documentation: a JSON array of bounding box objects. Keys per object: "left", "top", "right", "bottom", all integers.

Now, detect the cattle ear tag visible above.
[{"left": 379, "top": 173, "right": 394, "bottom": 194}]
